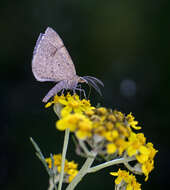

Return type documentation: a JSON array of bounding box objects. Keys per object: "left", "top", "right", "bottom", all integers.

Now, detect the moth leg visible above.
[
  {"left": 61, "top": 89, "right": 65, "bottom": 95},
  {"left": 42, "top": 81, "right": 65, "bottom": 102},
  {"left": 76, "top": 84, "right": 82, "bottom": 99},
  {"left": 75, "top": 88, "right": 87, "bottom": 99},
  {"left": 77, "top": 84, "right": 81, "bottom": 88}
]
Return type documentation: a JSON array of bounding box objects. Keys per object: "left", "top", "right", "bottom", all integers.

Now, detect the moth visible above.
[{"left": 32, "top": 27, "right": 104, "bottom": 102}]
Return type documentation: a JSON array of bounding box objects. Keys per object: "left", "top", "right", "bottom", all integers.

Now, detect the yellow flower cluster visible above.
[
  {"left": 45, "top": 93, "right": 94, "bottom": 118},
  {"left": 56, "top": 104, "right": 141, "bottom": 156},
  {"left": 45, "top": 154, "right": 78, "bottom": 183},
  {"left": 127, "top": 132, "right": 158, "bottom": 181},
  {"left": 110, "top": 169, "right": 141, "bottom": 190},
  {"left": 84, "top": 108, "right": 140, "bottom": 155},
  {"left": 46, "top": 94, "right": 157, "bottom": 182}
]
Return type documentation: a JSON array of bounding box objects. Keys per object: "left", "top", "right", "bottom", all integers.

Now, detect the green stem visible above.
[
  {"left": 48, "top": 176, "right": 60, "bottom": 190},
  {"left": 78, "top": 140, "right": 90, "bottom": 156},
  {"left": 53, "top": 177, "right": 57, "bottom": 190},
  {"left": 30, "top": 137, "right": 52, "bottom": 176},
  {"left": 58, "top": 128, "right": 70, "bottom": 190},
  {"left": 66, "top": 151, "right": 97, "bottom": 190},
  {"left": 88, "top": 156, "right": 136, "bottom": 173},
  {"left": 50, "top": 154, "right": 57, "bottom": 190}
]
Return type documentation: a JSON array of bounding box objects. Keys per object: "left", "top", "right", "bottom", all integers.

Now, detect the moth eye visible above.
[
  {"left": 67, "top": 63, "right": 69, "bottom": 65},
  {"left": 58, "top": 63, "right": 60, "bottom": 66}
]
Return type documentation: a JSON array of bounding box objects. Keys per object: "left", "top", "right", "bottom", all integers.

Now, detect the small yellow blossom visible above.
[
  {"left": 108, "top": 114, "right": 117, "bottom": 122},
  {"left": 114, "top": 110, "right": 124, "bottom": 122},
  {"left": 126, "top": 133, "right": 157, "bottom": 181},
  {"left": 45, "top": 93, "right": 94, "bottom": 118},
  {"left": 76, "top": 117, "right": 93, "bottom": 139},
  {"left": 68, "top": 170, "right": 78, "bottom": 182},
  {"left": 136, "top": 146, "right": 150, "bottom": 163},
  {"left": 106, "top": 143, "right": 117, "bottom": 154},
  {"left": 57, "top": 114, "right": 80, "bottom": 131},
  {"left": 45, "top": 154, "right": 79, "bottom": 183},
  {"left": 146, "top": 143, "right": 158, "bottom": 160},
  {"left": 126, "top": 113, "right": 141, "bottom": 130},
  {"left": 140, "top": 143, "right": 158, "bottom": 181},
  {"left": 45, "top": 94, "right": 65, "bottom": 108},
  {"left": 104, "top": 130, "right": 119, "bottom": 142},
  {"left": 60, "top": 94, "right": 94, "bottom": 117},
  {"left": 110, "top": 169, "right": 141, "bottom": 190},
  {"left": 57, "top": 113, "right": 93, "bottom": 139},
  {"left": 45, "top": 154, "right": 62, "bottom": 169},
  {"left": 116, "top": 122, "right": 130, "bottom": 137},
  {"left": 85, "top": 109, "right": 95, "bottom": 116},
  {"left": 127, "top": 132, "right": 146, "bottom": 157},
  {"left": 115, "top": 138, "right": 128, "bottom": 155},
  {"left": 45, "top": 101, "right": 54, "bottom": 108},
  {"left": 97, "top": 107, "right": 107, "bottom": 115}
]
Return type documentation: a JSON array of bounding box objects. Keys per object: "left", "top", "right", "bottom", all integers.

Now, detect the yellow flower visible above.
[
  {"left": 146, "top": 142, "right": 158, "bottom": 160},
  {"left": 45, "top": 154, "right": 62, "bottom": 169},
  {"left": 106, "top": 143, "right": 117, "bottom": 154},
  {"left": 85, "top": 109, "right": 95, "bottom": 116},
  {"left": 65, "top": 161, "right": 78, "bottom": 171},
  {"left": 116, "top": 122, "right": 130, "bottom": 137},
  {"left": 105, "top": 121, "right": 114, "bottom": 130},
  {"left": 45, "top": 154, "right": 79, "bottom": 183},
  {"left": 136, "top": 146, "right": 150, "bottom": 163},
  {"left": 110, "top": 169, "right": 128, "bottom": 184},
  {"left": 113, "top": 110, "right": 124, "bottom": 122},
  {"left": 57, "top": 113, "right": 93, "bottom": 140},
  {"left": 68, "top": 170, "right": 78, "bottom": 182},
  {"left": 57, "top": 113, "right": 86, "bottom": 132},
  {"left": 45, "top": 157, "right": 52, "bottom": 169},
  {"left": 60, "top": 94, "right": 93, "bottom": 117},
  {"left": 45, "top": 94, "right": 65, "bottom": 108},
  {"left": 108, "top": 114, "right": 117, "bottom": 122},
  {"left": 126, "top": 113, "right": 141, "bottom": 130},
  {"left": 45, "top": 93, "right": 94, "bottom": 117},
  {"left": 76, "top": 118, "right": 93, "bottom": 139},
  {"left": 45, "top": 101, "right": 54, "bottom": 108},
  {"left": 142, "top": 160, "right": 154, "bottom": 181},
  {"left": 65, "top": 160, "right": 79, "bottom": 183},
  {"left": 127, "top": 132, "right": 146, "bottom": 157},
  {"left": 97, "top": 107, "right": 107, "bottom": 115},
  {"left": 93, "top": 125, "right": 105, "bottom": 137},
  {"left": 110, "top": 169, "right": 141, "bottom": 190},
  {"left": 140, "top": 143, "right": 158, "bottom": 181},
  {"left": 104, "top": 130, "right": 119, "bottom": 142},
  {"left": 115, "top": 138, "right": 128, "bottom": 155},
  {"left": 126, "top": 133, "right": 157, "bottom": 181}
]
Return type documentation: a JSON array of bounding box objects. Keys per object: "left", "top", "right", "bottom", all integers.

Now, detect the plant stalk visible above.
[
  {"left": 88, "top": 156, "right": 136, "bottom": 173},
  {"left": 66, "top": 151, "right": 97, "bottom": 190},
  {"left": 58, "top": 128, "right": 70, "bottom": 190}
]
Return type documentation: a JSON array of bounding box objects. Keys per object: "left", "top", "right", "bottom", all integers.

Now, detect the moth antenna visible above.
[
  {"left": 87, "top": 83, "right": 92, "bottom": 99},
  {"left": 83, "top": 76, "right": 104, "bottom": 87},
  {"left": 77, "top": 83, "right": 82, "bottom": 99},
  {"left": 81, "top": 77, "right": 92, "bottom": 98},
  {"left": 83, "top": 76, "right": 102, "bottom": 96}
]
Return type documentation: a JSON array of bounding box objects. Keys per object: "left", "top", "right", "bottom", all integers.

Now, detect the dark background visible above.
[{"left": 1, "top": 0, "right": 169, "bottom": 189}]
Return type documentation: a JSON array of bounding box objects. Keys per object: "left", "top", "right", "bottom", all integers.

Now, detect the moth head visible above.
[{"left": 78, "top": 77, "right": 88, "bottom": 83}]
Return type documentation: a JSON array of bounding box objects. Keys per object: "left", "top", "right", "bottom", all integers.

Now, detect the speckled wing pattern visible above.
[{"left": 32, "top": 27, "right": 76, "bottom": 82}]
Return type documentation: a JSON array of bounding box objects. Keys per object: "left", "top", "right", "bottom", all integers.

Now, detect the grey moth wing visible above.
[{"left": 32, "top": 27, "right": 76, "bottom": 82}]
